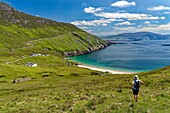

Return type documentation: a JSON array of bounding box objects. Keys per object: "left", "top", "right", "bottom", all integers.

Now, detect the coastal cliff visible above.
[{"left": 63, "top": 44, "right": 108, "bottom": 56}]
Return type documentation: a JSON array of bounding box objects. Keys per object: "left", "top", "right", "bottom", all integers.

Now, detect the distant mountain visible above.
[
  {"left": 0, "top": 2, "right": 107, "bottom": 56},
  {"left": 103, "top": 32, "right": 170, "bottom": 41}
]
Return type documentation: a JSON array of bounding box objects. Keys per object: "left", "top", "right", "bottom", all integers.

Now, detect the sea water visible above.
[{"left": 70, "top": 40, "right": 170, "bottom": 73}]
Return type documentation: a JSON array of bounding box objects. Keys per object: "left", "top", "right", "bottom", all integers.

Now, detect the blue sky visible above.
[{"left": 1, "top": 0, "right": 170, "bottom": 36}]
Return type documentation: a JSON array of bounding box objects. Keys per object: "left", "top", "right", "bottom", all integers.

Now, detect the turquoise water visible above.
[{"left": 70, "top": 40, "right": 170, "bottom": 73}]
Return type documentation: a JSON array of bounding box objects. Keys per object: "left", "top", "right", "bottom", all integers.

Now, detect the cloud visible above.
[
  {"left": 71, "top": 20, "right": 96, "bottom": 26},
  {"left": 111, "top": 0, "right": 136, "bottom": 8},
  {"left": 144, "top": 21, "right": 150, "bottom": 24},
  {"left": 148, "top": 6, "right": 170, "bottom": 11},
  {"left": 84, "top": 6, "right": 103, "bottom": 13},
  {"left": 94, "top": 12, "right": 165, "bottom": 20},
  {"left": 152, "top": 20, "right": 159, "bottom": 23},
  {"left": 78, "top": 26, "right": 88, "bottom": 29},
  {"left": 164, "top": 12, "right": 170, "bottom": 14},
  {"left": 115, "top": 21, "right": 135, "bottom": 26},
  {"left": 142, "top": 23, "right": 170, "bottom": 32},
  {"left": 71, "top": 18, "right": 124, "bottom": 26},
  {"left": 82, "top": 3, "right": 87, "bottom": 7},
  {"left": 137, "top": 25, "right": 142, "bottom": 28},
  {"left": 144, "top": 21, "right": 159, "bottom": 27},
  {"left": 85, "top": 29, "right": 93, "bottom": 33},
  {"left": 96, "top": 23, "right": 170, "bottom": 36},
  {"left": 83, "top": 5, "right": 166, "bottom": 20}
]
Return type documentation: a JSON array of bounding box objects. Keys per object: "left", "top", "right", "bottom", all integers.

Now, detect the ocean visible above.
[{"left": 70, "top": 40, "right": 170, "bottom": 73}]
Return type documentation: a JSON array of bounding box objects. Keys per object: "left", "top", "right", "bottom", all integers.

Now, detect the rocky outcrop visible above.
[
  {"left": 0, "top": 1, "right": 58, "bottom": 27},
  {"left": 0, "top": 2, "right": 14, "bottom": 11},
  {"left": 63, "top": 43, "right": 108, "bottom": 57},
  {"left": 12, "top": 77, "right": 32, "bottom": 83}
]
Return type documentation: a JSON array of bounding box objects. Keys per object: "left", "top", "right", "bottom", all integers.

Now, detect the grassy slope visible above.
[
  {"left": 0, "top": 49, "right": 169, "bottom": 113},
  {"left": 0, "top": 24, "right": 106, "bottom": 53},
  {"left": 0, "top": 1, "right": 107, "bottom": 52}
]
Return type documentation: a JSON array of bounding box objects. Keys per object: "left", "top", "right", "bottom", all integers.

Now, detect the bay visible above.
[{"left": 70, "top": 40, "right": 170, "bottom": 73}]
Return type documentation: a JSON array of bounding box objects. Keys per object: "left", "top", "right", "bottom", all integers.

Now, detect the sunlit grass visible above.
[{"left": 0, "top": 50, "right": 169, "bottom": 112}]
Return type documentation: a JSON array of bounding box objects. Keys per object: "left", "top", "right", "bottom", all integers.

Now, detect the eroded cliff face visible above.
[{"left": 63, "top": 44, "right": 108, "bottom": 57}]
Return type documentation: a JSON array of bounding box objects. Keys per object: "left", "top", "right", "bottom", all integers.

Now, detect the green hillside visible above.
[
  {"left": 0, "top": 54, "right": 169, "bottom": 112},
  {"left": 0, "top": 1, "right": 169, "bottom": 113},
  {"left": 0, "top": 2, "right": 107, "bottom": 54}
]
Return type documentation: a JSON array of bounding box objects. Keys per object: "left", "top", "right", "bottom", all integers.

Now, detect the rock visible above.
[
  {"left": 12, "top": 77, "right": 32, "bottom": 83},
  {"left": 70, "top": 73, "right": 79, "bottom": 76},
  {"left": 62, "top": 43, "right": 108, "bottom": 57},
  {"left": 42, "top": 75, "right": 49, "bottom": 77},
  {"left": 0, "top": 75, "right": 5, "bottom": 78},
  {"left": 59, "top": 75, "right": 64, "bottom": 77},
  {"left": 90, "top": 72, "right": 101, "bottom": 75},
  {"left": 0, "top": 2, "right": 12, "bottom": 11}
]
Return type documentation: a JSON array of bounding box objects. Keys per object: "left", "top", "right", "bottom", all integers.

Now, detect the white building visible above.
[{"left": 26, "top": 62, "right": 38, "bottom": 67}]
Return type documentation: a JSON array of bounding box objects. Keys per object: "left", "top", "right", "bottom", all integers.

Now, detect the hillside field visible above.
[{"left": 0, "top": 48, "right": 169, "bottom": 113}]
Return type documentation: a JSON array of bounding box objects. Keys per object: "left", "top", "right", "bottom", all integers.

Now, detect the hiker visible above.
[{"left": 132, "top": 75, "right": 144, "bottom": 102}]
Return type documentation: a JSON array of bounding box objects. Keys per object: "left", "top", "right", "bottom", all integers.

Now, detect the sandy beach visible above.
[{"left": 77, "top": 64, "right": 136, "bottom": 74}]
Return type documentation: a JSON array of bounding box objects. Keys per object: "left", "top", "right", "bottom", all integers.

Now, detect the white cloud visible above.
[
  {"left": 84, "top": 6, "right": 103, "bottom": 13},
  {"left": 95, "top": 12, "right": 165, "bottom": 20},
  {"left": 137, "top": 25, "right": 142, "bottom": 28},
  {"left": 142, "top": 23, "right": 170, "bottom": 32},
  {"left": 71, "top": 20, "right": 96, "bottom": 26},
  {"left": 148, "top": 6, "right": 170, "bottom": 11},
  {"left": 164, "top": 12, "right": 170, "bottom": 14},
  {"left": 82, "top": 6, "right": 165, "bottom": 27},
  {"left": 71, "top": 18, "right": 124, "bottom": 26},
  {"left": 109, "top": 19, "right": 124, "bottom": 22},
  {"left": 96, "top": 23, "right": 170, "bottom": 36},
  {"left": 82, "top": 3, "right": 87, "bottom": 7},
  {"left": 148, "top": 24, "right": 158, "bottom": 27},
  {"left": 78, "top": 26, "right": 88, "bottom": 29},
  {"left": 152, "top": 21, "right": 159, "bottom": 23},
  {"left": 116, "top": 10, "right": 127, "bottom": 13},
  {"left": 115, "top": 21, "right": 135, "bottom": 26},
  {"left": 144, "top": 21, "right": 150, "bottom": 24},
  {"left": 85, "top": 29, "right": 93, "bottom": 33},
  {"left": 111, "top": 0, "right": 136, "bottom": 8},
  {"left": 160, "top": 17, "right": 165, "bottom": 19},
  {"left": 144, "top": 21, "right": 159, "bottom": 27},
  {"left": 102, "top": 23, "right": 108, "bottom": 26}
]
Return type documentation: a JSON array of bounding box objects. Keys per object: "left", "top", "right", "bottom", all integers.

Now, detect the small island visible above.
[{"left": 161, "top": 44, "right": 170, "bottom": 46}]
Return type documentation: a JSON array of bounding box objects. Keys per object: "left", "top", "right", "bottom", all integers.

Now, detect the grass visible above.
[
  {"left": 0, "top": 48, "right": 169, "bottom": 113},
  {"left": 0, "top": 24, "right": 107, "bottom": 54},
  {"left": 0, "top": 2, "right": 107, "bottom": 52},
  {"left": 32, "top": 32, "right": 106, "bottom": 52}
]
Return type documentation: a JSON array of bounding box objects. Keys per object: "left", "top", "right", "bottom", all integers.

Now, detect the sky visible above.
[{"left": 1, "top": 0, "right": 170, "bottom": 36}]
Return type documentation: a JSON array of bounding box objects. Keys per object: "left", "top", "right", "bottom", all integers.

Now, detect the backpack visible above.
[{"left": 134, "top": 80, "right": 140, "bottom": 89}]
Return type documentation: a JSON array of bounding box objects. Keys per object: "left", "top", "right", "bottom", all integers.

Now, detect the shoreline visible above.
[{"left": 77, "top": 64, "right": 136, "bottom": 74}]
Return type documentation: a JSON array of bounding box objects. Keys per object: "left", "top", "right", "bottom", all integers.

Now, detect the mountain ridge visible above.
[
  {"left": 0, "top": 2, "right": 70, "bottom": 27},
  {"left": 103, "top": 31, "right": 170, "bottom": 41},
  {"left": 0, "top": 1, "right": 108, "bottom": 56}
]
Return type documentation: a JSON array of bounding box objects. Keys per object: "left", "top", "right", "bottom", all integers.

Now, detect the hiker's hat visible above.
[{"left": 134, "top": 75, "right": 139, "bottom": 79}]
